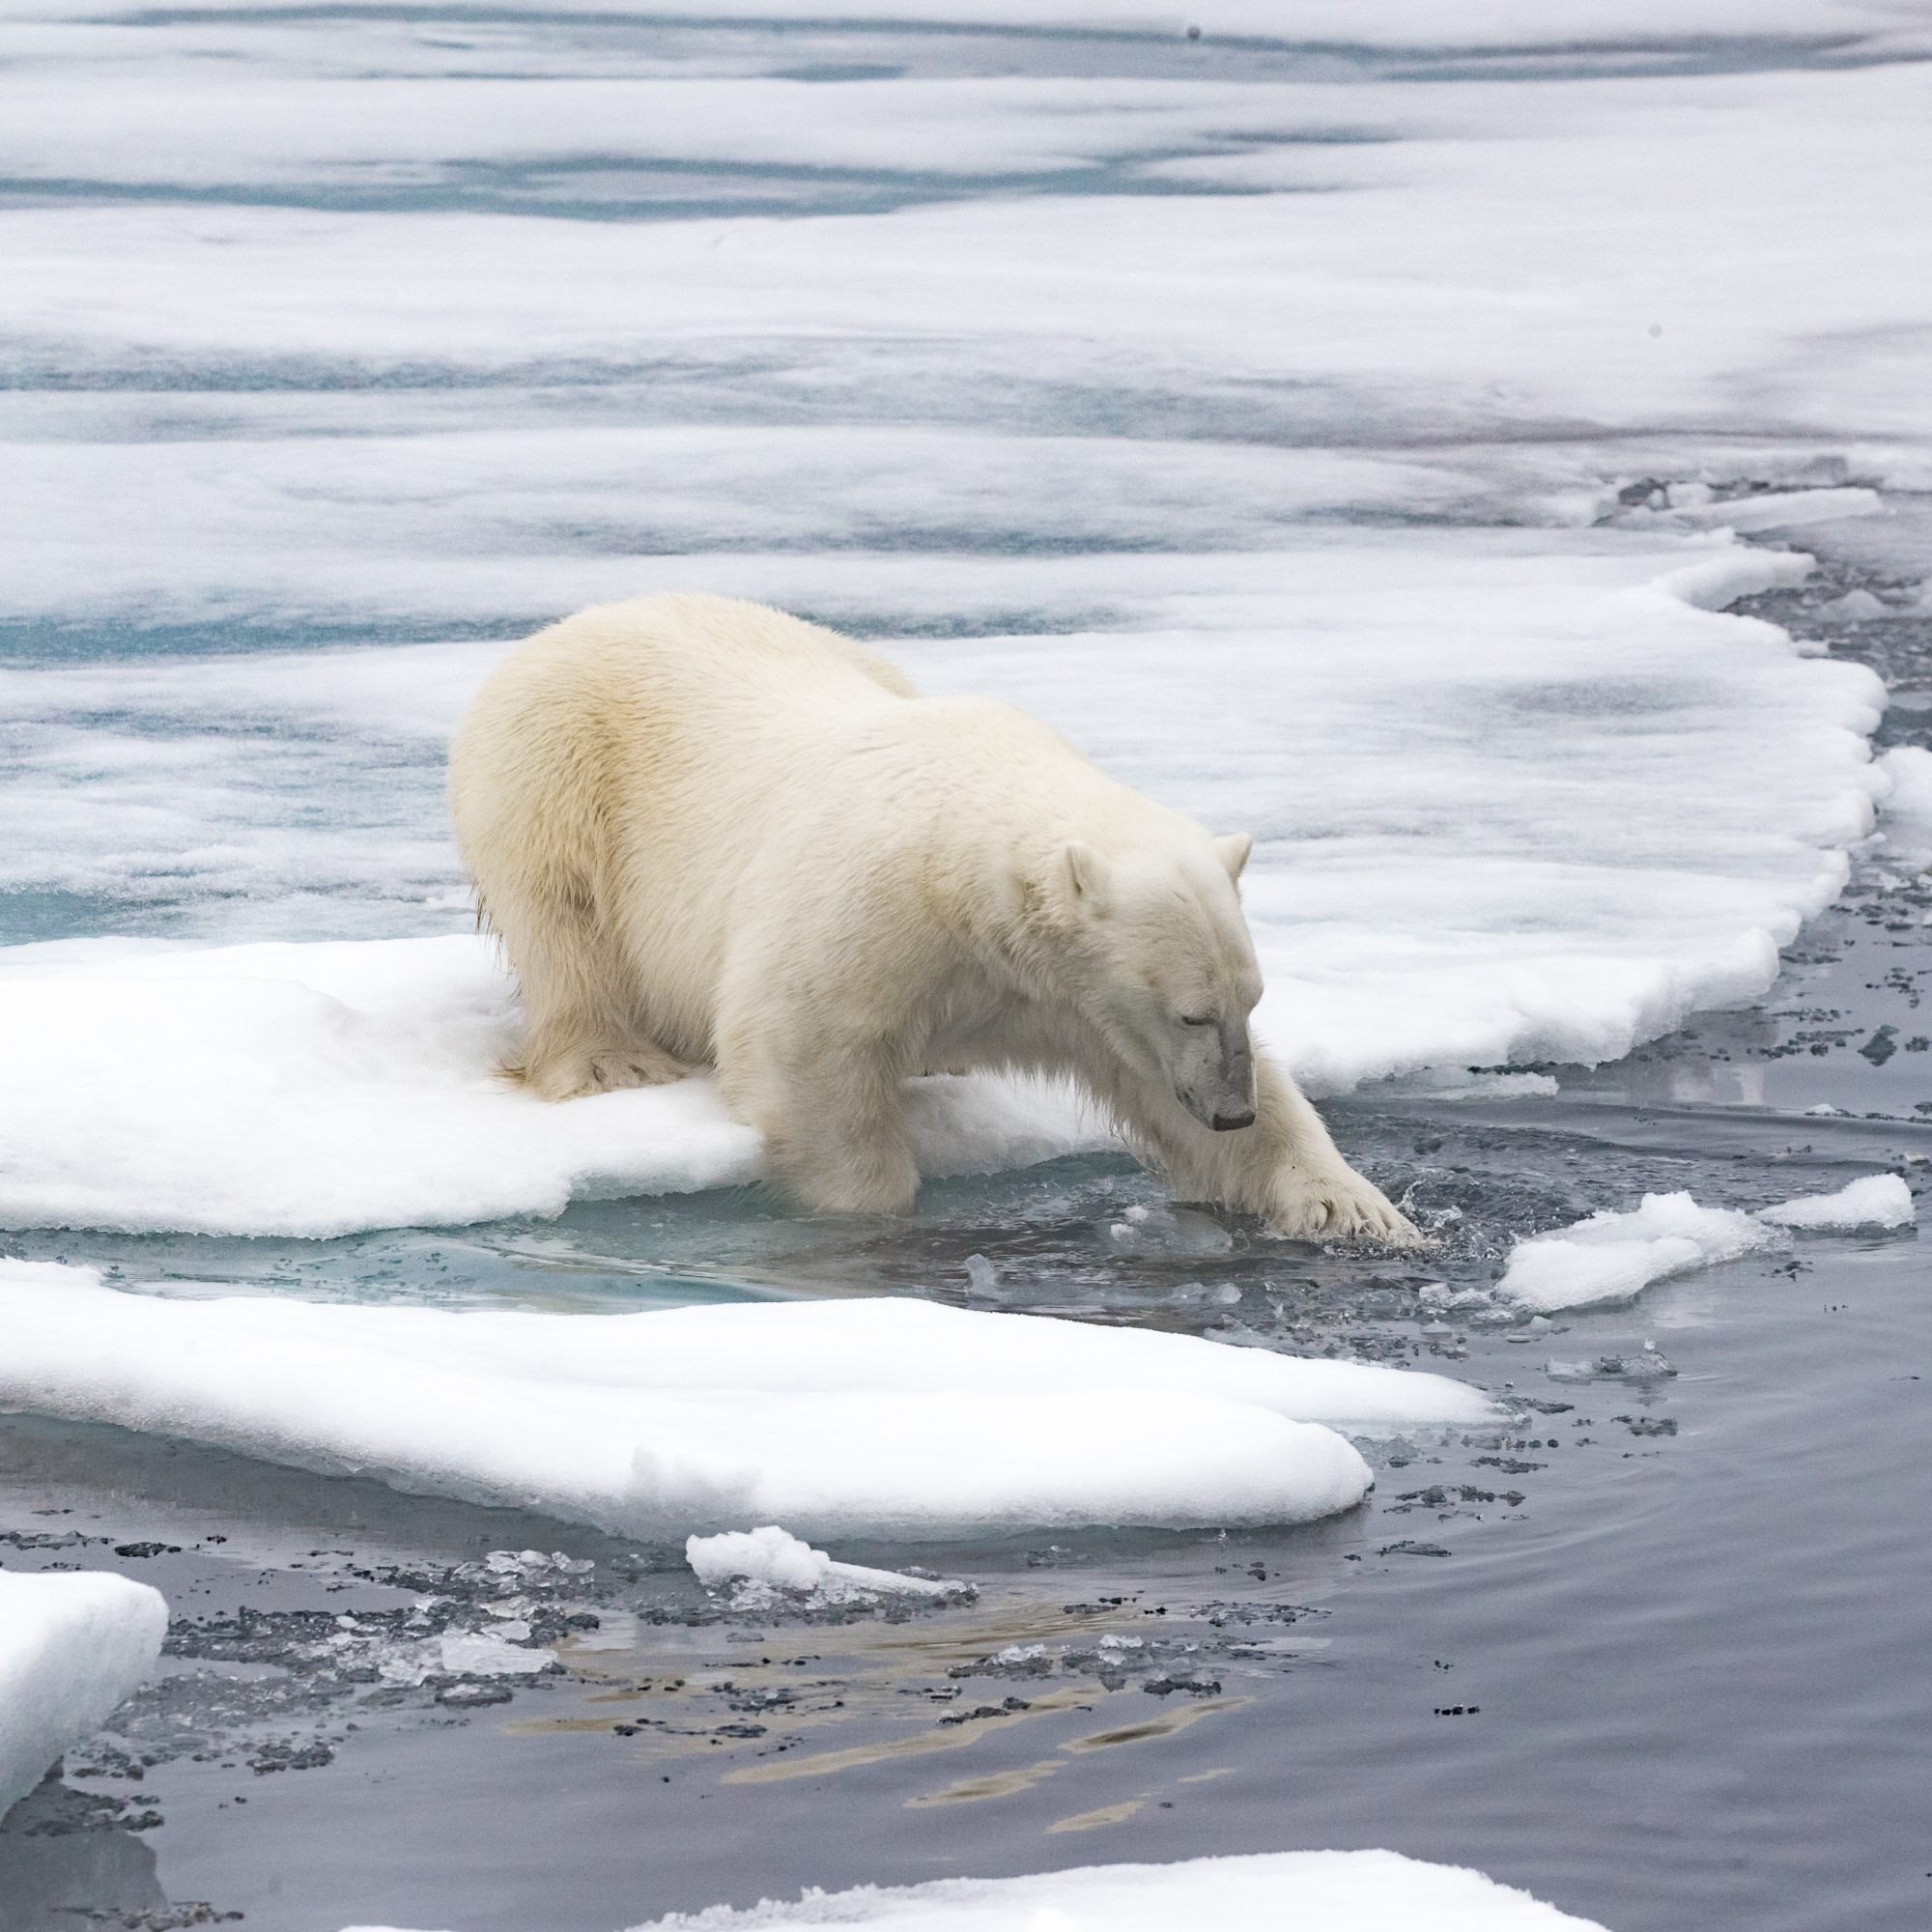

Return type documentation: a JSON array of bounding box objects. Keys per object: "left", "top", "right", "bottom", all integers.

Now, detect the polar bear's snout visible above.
[{"left": 1177, "top": 1019, "right": 1258, "bottom": 1133}]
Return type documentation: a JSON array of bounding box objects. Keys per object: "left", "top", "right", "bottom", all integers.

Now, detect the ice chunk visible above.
[
  {"left": 436, "top": 1632, "right": 555, "bottom": 1677},
  {"left": 0, "top": 1571, "right": 168, "bottom": 1815},
  {"left": 1498, "top": 1192, "right": 1779, "bottom": 1313},
  {"left": 1502, "top": 1175, "right": 1918, "bottom": 1309},
  {"left": 1818, "top": 588, "right": 1892, "bottom": 623},
  {"left": 0, "top": 1264, "right": 1491, "bottom": 1537},
  {"left": 1877, "top": 747, "right": 1932, "bottom": 862},
  {"left": 686, "top": 1526, "right": 962, "bottom": 1609},
  {"left": 339, "top": 1845, "right": 1608, "bottom": 1932},
  {"left": 1758, "top": 1174, "right": 1915, "bottom": 1232}
]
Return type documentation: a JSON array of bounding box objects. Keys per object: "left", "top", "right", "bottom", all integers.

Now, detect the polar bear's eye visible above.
[{"left": 1179, "top": 1014, "right": 1214, "bottom": 1027}]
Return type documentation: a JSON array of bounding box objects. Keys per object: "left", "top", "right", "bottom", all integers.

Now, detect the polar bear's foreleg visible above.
[
  {"left": 1225, "top": 1056, "right": 1423, "bottom": 1245},
  {"left": 724, "top": 1033, "right": 922, "bottom": 1216},
  {"left": 1085, "top": 1046, "right": 1422, "bottom": 1246}
]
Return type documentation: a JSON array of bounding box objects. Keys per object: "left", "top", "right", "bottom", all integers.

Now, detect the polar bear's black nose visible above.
[{"left": 1210, "top": 1109, "right": 1256, "bottom": 1132}]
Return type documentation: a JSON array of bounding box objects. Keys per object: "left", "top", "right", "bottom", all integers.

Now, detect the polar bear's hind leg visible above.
[{"left": 484, "top": 876, "right": 691, "bottom": 1100}]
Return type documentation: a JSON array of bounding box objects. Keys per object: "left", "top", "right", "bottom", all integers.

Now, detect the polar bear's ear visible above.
[
  {"left": 1063, "top": 840, "right": 1111, "bottom": 911},
  {"left": 1215, "top": 832, "right": 1254, "bottom": 883}
]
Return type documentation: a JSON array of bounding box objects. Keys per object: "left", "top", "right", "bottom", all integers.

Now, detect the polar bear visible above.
[{"left": 448, "top": 594, "right": 1419, "bottom": 1244}]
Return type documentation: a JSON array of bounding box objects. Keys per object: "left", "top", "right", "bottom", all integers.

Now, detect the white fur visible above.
[{"left": 448, "top": 594, "right": 1418, "bottom": 1243}]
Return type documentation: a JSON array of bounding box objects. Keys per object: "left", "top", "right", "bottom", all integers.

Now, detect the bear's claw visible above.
[{"left": 1264, "top": 1165, "right": 1431, "bottom": 1249}]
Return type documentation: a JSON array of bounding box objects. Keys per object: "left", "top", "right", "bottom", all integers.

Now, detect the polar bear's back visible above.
[
  {"left": 451, "top": 591, "right": 914, "bottom": 832},
  {"left": 448, "top": 593, "right": 929, "bottom": 1056}
]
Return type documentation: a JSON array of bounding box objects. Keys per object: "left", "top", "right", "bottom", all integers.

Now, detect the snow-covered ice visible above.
[
  {"left": 0, "top": 934, "right": 1103, "bottom": 1235},
  {"left": 1500, "top": 1177, "right": 1916, "bottom": 1310},
  {"left": 1757, "top": 1174, "right": 1916, "bottom": 1232},
  {"left": 0, "top": 1264, "right": 1492, "bottom": 1537},
  {"left": 0, "top": 533, "right": 1889, "bottom": 1236},
  {"left": 5, "top": 0, "right": 1928, "bottom": 1233},
  {"left": 338, "top": 1846, "right": 1609, "bottom": 1932},
  {"left": 686, "top": 1527, "right": 964, "bottom": 1609},
  {"left": 0, "top": 1570, "right": 169, "bottom": 1816}
]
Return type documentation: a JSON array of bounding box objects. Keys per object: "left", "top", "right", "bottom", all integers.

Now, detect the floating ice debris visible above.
[
  {"left": 1876, "top": 747, "right": 1932, "bottom": 862},
  {"left": 1817, "top": 589, "right": 1892, "bottom": 623},
  {"left": 962, "top": 1253, "right": 1001, "bottom": 1296},
  {"left": 686, "top": 1527, "right": 965, "bottom": 1612},
  {"left": 1105, "top": 1204, "right": 1235, "bottom": 1256},
  {"left": 0, "top": 1571, "right": 168, "bottom": 1814},
  {"left": 1501, "top": 1175, "right": 1918, "bottom": 1310},
  {"left": 484, "top": 1548, "right": 594, "bottom": 1579},
  {"left": 3, "top": 1266, "right": 1489, "bottom": 1535},
  {"left": 1547, "top": 1351, "right": 1678, "bottom": 1385},
  {"left": 1757, "top": 1174, "right": 1915, "bottom": 1232},
  {"left": 1499, "top": 1193, "right": 1778, "bottom": 1312},
  {"left": 340, "top": 1846, "right": 1611, "bottom": 1930},
  {"left": 437, "top": 1632, "right": 556, "bottom": 1678}
]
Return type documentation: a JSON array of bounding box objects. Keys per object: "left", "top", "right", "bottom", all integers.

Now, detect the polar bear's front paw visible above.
[{"left": 1264, "top": 1163, "right": 1429, "bottom": 1248}]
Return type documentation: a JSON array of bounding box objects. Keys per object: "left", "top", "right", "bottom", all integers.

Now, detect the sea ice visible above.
[
  {"left": 1757, "top": 1174, "right": 1916, "bottom": 1232},
  {"left": 2, "top": 0, "right": 1925, "bottom": 1247},
  {"left": 686, "top": 1527, "right": 964, "bottom": 1609},
  {"left": 0, "top": 1570, "right": 169, "bottom": 1816},
  {"left": 1498, "top": 1193, "right": 1779, "bottom": 1313},
  {"left": 436, "top": 1632, "right": 556, "bottom": 1677},
  {"left": 1877, "top": 747, "right": 1932, "bottom": 862},
  {"left": 338, "top": 1846, "right": 1609, "bottom": 1931},
  {"left": 1499, "top": 1176, "right": 1917, "bottom": 1310},
  {"left": 0, "top": 535, "right": 1889, "bottom": 1237},
  {"left": 0, "top": 933, "right": 1103, "bottom": 1235},
  {"left": 0, "top": 1264, "right": 1491, "bottom": 1537}
]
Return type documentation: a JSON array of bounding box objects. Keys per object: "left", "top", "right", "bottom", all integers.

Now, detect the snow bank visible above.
[
  {"left": 0, "top": 1265, "right": 1491, "bottom": 1537},
  {"left": 1757, "top": 1174, "right": 1916, "bottom": 1232},
  {"left": 686, "top": 1527, "right": 964, "bottom": 1609},
  {"left": 1500, "top": 1176, "right": 1916, "bottom": 1310},
  {"left": 0, "top": 1570, "right": 168, "bottom": 1816},
  {"left": 339, "top": 1846, "right": 1609, "bottom": 1932}
]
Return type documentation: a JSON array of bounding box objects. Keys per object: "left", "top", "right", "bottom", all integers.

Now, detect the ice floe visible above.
[
  {"left": 0, "top": 1, "right": 1924, "bottom": 1246},
  {"left": 0, "top": 934, "right": 1102, "bottom": 1236},
  {"left": 340, "top": 1846, "right": 1609, "bottom": 1932},
  {"left": 1757, "top": 1174, "right": 1916, "bottom": 1232},
  {"left": 686, "top": 1527, "right": 965, "bottom": 1610},
  {"left": 0, "top": 1570, "right": 169, "bottom": 1816},
  {"left": 0, "top": 535, "right": 1889, "bottom": 1236},
  {"left": 1500, "top": 1177, "right": 1916, "bottom": 1310},
  {"left": 1498, "top": 1194, "right": 1777, "bottom": 1314},
  {"left": 0, "top": 1264, "right": 1492, "bottom": 1537}
]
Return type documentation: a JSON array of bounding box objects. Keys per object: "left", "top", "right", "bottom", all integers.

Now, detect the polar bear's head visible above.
[{"left": 1051, "top": 826, "right": 1264, "bottom": 1131}]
